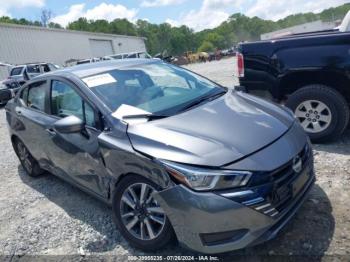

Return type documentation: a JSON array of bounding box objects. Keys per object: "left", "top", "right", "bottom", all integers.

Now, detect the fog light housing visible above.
[{"left": 200, "top": 229, "right": 249, "bottom": 246}]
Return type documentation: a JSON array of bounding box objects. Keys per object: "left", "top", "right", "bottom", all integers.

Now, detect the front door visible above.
[{"left": 45, "top": 79, "right": 109, "bottom": 198}]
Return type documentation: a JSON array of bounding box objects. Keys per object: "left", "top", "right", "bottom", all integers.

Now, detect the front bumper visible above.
[{"left": 154, "top": 161, "right": 315, "bottom": 254}]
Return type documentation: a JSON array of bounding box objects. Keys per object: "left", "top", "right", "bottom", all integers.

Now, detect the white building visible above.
[
  {"left": 0, "top": 23, "right": 146, "bottom": 79},
  {"left": 260, "top": 20, "right": 339, "bottom": 40}
]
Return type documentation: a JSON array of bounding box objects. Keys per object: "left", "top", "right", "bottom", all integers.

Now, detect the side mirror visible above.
[{"left": 54, "top": 115, "right": 84, "bottom": 134}]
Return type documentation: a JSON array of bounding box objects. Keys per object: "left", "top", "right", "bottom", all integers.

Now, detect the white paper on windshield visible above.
[
  {"left": 112, "top": 104, "right": 151, "bottom": 124},
  {"left": 82, "top": 73, "right": 116, "bottom": 88}
]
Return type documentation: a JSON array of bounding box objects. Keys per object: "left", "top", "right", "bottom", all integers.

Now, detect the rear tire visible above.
[
  {"left": 13, "top": 138, "right": 44, "bottom": 177},
  {"left": 286, "top": 84, "right": 349, "bottom": 143},
  {"left": 112, "top": 175, "right": 175, "bottom": 251}
]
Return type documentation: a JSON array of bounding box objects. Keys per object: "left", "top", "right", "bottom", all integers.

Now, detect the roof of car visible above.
[
  {"left": 44, "top": 58, "right": 158, "bottom": 79},
  {"left": 11, "top": 63, "right": 52, "bottom": 69},
  {"left": 108, "top": 51, "right": 146, "bottom": 57}
]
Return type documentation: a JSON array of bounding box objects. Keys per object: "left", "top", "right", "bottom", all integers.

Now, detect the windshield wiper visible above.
[
  {"left": 179, "top": 91, "right": 226, "bottom": 112},
  {"left": 122, "top": 114, "right": 168, "bottom": 121}
]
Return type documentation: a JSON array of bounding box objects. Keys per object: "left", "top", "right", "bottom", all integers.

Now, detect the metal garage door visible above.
[{"left": 89, "top": 39, "right": 114, "bottom": 57}]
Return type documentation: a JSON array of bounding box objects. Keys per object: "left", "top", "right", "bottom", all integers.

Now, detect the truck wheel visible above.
[{"left": 286, "top": 84, "right": 349, "bottom": 143}]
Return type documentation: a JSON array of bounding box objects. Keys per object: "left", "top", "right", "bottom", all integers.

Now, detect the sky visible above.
[{"left": 0, "top": 0, "right": 349, "bottom": 31}]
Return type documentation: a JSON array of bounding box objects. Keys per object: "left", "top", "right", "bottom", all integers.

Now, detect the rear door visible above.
[
  {"left": 44, "top": 78, "right": 109, "bottom": 197},
  {"left": 13, "top": 80, "right": 53, "bottom": 169}
]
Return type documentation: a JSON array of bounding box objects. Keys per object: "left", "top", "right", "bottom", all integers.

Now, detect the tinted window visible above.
[
  {"left": 27, "top": 81, "right": 47, "bottom": 111},
  {"left": 127, "top": 53, "right": 137, "bottom": 58},
  {"left": 111, "top": 55, "right": 122, "bottom": 59},
  {"left": 43, "top": 65, "right": 50, "bottom": 72},
  {"left": 10, "top": 67, "right": 23, "bottom": 76},
  {"left": 51, "top": 80, "right": 96, "bottom": 127},
  {"left": 27, "top": 65, "right": 41, "bottom": 74},
  {"left": 77, "top": 60, "right": 90, "bottom": 65}
]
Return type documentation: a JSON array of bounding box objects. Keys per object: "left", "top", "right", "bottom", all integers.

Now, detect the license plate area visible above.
[{"left": 292, "top": 170, "right": 309, "bottom": 197}]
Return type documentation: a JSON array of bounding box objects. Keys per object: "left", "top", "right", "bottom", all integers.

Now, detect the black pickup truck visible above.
[{"left": 237, "top": 14, "right": 350, "bottom": 143}]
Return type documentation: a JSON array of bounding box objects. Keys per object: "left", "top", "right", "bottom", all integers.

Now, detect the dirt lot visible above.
[{"left": 0, "top": 57, "right": 349, "bottom": 261}]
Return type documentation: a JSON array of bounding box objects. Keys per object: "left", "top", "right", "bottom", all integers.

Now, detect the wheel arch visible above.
[
  {"left": 11, "top": 134, "right": 18, "bottom": 143},
  {"left": 285, "top": 84, "right": 350, "bottom": 143},
  {"left": 109, "top": 172, "right": 132, "bottom": 198},
  {"left": 108, "top": 168, "right": 172, "bottom": 201},
  {"left": 10, "top": 134, "right": 33, "bottom": 159},
  {"left": 278, "top": 70, "right": 350, "bottom": 103},
  {"left": 10, "top": 134, "right": 20, "bottom": 153}
]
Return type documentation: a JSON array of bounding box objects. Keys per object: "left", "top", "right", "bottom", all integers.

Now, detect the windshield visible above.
[{"left": 83, "top": 62, "right": 225, "bottom": 115}]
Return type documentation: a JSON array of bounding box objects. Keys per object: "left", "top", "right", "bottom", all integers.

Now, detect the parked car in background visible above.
[
  {"left": 76, "top": 58, "right": 101, "bottom": 65},
  {"left": 102, "top": 54, "right": 128, "bottom": 60},
  {"left": 153, "top": 53, "right": 176, "bottom": 63},
  {"left": 6, "top": 59, "right": 314, "bottom": 254},
  {"left": 8, "top": 63, "right": 59, "bottom": 85},
  {"left": 221, "top": 49, "right": 235, "bottom": 56},
  {"left": 237, "top": 11, "right": 350, "bottom": 143},
  {"left": 104, "top": 51, "right": 152, "bottom": 60},
  {"left": 126, "top": 51, "right": 152, "bottom": 59}
]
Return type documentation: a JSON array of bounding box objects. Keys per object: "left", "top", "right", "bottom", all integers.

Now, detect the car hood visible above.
[{"left": 127, "top": 91, "right": 295, "bottom": 167}]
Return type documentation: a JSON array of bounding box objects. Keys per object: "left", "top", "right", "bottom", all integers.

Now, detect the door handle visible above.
[{"left": 45, "top": 128, "right": 56, "bottom": 136}]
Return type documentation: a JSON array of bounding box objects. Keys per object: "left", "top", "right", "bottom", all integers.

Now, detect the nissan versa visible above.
[{"left": 5, "top": 59, "right": 315, "bottom": 254}]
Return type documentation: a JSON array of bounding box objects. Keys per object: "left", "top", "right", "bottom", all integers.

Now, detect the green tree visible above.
[
  {"left": 136, "top": 19, "right": 160, "bottom": 55},
  {"left": 204, "top": 32, "right": 225, "bottom": 49},
  {"left": 67, "top": 17, "right": 91, "bottom": 31},
  {"left": 110, "top": 18, "right": 137, "bottom": 35},
  {"left": 198, "top": 41, "right": 214, "bottom": 52},
  {"left": 48, "top": 22, "right": 63, "bottom": 29},
  {"left": 90, "top": 19, "right": 111, "bottom": 33}
]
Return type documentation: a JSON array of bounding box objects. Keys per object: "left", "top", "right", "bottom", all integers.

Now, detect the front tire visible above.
[
  {"left": 13, "top": 138, "right": 44, "bottom": 177},
  {"left": 286, "top": 84, "right": 349, "bottom": 143},
  {"left": 112, "top": 175, "right": 175, "bottom": 251}
]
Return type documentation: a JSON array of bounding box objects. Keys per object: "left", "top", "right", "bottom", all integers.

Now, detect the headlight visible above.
[{"left": 160, "top": 160, "right": 252, "bottom": 191}]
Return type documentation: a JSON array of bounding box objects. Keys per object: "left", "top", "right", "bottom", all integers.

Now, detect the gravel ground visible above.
[
  {"left": 0, "top": 57, "right": 349, "bottom": 261},
  {"left": 184, "top": 57, "right": 239, "bottom": 88}
]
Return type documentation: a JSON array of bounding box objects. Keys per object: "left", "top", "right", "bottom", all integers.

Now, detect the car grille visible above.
[
  {"left": 219, "top": 143, "right": 313, "bottom": 218},
  {"left": 248, "top": 142, "right": 311, "bottom": 187}
]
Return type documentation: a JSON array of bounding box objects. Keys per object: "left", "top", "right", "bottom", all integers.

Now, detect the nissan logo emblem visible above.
[{"left": 292, "top": 155, "right": 302, "bottom": 173}]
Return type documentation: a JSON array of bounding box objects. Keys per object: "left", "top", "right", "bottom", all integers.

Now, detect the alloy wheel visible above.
[
  {"left": 16, "top": 141, "right": 33, "bottom": 173},
  {"left": 119, "top": 183, "right": 166, "bottom": 241},
  {"left": 294, "top": 100, "right": 332, "bottom": 133}
]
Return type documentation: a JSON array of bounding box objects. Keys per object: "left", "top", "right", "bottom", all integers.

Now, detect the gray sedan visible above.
[{"left": 5, "top": 59, "right": 315, "bottom": 254}]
